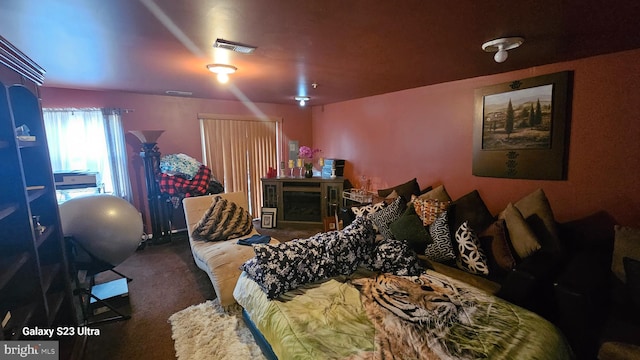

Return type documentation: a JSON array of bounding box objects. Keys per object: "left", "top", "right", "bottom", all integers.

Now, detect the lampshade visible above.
[{"left": 129, "top": 130, "right": 165, "bottom": 144}]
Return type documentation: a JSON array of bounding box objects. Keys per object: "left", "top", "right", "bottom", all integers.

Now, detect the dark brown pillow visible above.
[
  {"left": 377, "top": 178, "right": 421, "bottom": 202},
  {"left": 479, "top": 219, "right": 517, "bottom": 273},
  {"left": 450, "top": 190, "right": 495, "bottom": 234}
]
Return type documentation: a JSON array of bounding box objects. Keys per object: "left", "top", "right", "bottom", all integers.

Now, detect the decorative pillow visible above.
[
  {"left": 424, "top": 211, "right": 456, "bottom": 262},
  {"left": 252, "top": 237, "right": 329, "bottom": 299},
  {"left": 478, "top": 219, "right": 517, "bottom": 273},
  {"left": 413, "top": 197, "right": 451, "bottom": 226},
  {"left": 364, "top": 238, "right": 424, "bottom": 276},
  {"left": 417, "top": 184, "right": 451, "bottom": 202},
  {"left": 514, "top": 189, "right": 562, "bottom": 256},
  {"left": 612, "top": 225, "right": 640, "bottom": 283},
  {"left": 377, "top": 178, "right": 421, "bottom": 202},
  {"left": 369, "top": 197, "right": 406, "bottom": 239},
  {"left": 450, "top": 190, "right": 495, "bottom": 234},
  {"left": 455, "top": 221, "right": 489, "bottom": 275},
  {"left": 389, "top": 205, "right": 432, "bottom": 253},
  {"left": 240, "top": 257, "right": 264, "bottom": 283},
  {"left": 251, "top": 216, "right": 377, "bottom": 299},
  {"left": 351, "top": 202, "right": 386, "bottom": 217},
  {"left": 498, "top": 203, "right": 541, "bottom": 260},
  {"left": 192, "top": 196, "right": 253, "bottom": 241},
  {"left": 623, "top": 257, "right": 640, "bottom": 310}
]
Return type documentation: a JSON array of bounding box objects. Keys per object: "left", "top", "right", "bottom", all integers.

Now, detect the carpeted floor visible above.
[{"left": 82, "top": 220, "right": 322, "bottom": 360}]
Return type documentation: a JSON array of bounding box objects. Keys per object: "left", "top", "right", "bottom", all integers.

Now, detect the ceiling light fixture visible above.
[
  {"left": 482, "top": 37, "right": 524, "bottom": 63},
  {"left": 206, "top": 63, "right": 237, "bottom": 83},
  {"left": 295, "top": 96, "right": 310, "bottom": 107}
]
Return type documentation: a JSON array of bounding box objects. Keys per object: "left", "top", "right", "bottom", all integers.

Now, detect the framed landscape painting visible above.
[{"left": 472, "top": 71, "right": 572, "bottom": 180}]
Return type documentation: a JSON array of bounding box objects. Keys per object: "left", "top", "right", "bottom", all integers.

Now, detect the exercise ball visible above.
[{"left": 59, "top": 194, "right": 143, "bottom": 267}]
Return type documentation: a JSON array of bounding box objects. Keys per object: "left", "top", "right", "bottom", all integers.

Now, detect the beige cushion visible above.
[
  {"left": 499, "top": 203, "right": 541, "bottom": 260},
  {"left": 612, "top": 225, "right": 640, "bottom": 283},
  {"left": 417, "top": 184, "right": 451, "bottom": 202},
  {"left": 183, "top": 192, "right": 278, "bottom": 307},
  {"left": 514, "top": 189, "right": 562, "bottom": 255}
]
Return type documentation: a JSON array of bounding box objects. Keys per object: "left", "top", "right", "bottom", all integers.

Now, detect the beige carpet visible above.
[{"left": 168, "top": 300, "right": 266, "bottom": 360}]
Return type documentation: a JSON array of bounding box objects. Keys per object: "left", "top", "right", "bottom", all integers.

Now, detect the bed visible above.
[
  {"left": 231, "top": 198, "right": 574, "bottom": 359},
  {"left": 234, "top": 267, "right": 573, "bottom": 360}
]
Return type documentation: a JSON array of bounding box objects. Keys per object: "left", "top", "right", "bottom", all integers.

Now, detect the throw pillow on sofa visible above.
[
  {"left": 369, "top": 197, "right": 406, "bottom": 239},
  {"left": 364, "top": 238, "right": 424, "bottom": 276},
  {"left": 413, "top": 197, "right": 451, "bottom": 227},
  {"left": 454, "top": 221, "right": 489, "bottom": 275},
  {"left": 514, "top": 188, "right": 563, "bottom": 256},
  {"left": 377, "top": 178, "right": 421, "bottom": 202},
  {"left": 450, "top": 190, "right": 495, "bottom": 234},
  {"left": 498, "top": 203, "right": 541, "bottom": 260},
  {"left": 389, "top": 205, "right": 432, "bottom": 253},
  {"left": 478, "top": 219, "right": 517, "bottom": 273},
  {"left": 424, "top": 211, "right": 456, "bottom": 262},
  {"left": 417, "top": 184, "right": 451, "bottom": 202},
  {"left": 192, "top": 196, "right": 253, "bottom": 241}
]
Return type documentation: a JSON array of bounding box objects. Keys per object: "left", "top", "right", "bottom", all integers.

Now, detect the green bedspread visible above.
[{"left": 233, "top": 269, "right": 573, "bottom": 359}]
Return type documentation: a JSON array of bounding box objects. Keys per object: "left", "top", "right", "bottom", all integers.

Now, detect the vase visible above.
[{"left": 304, "top": 168, "right": 313, "bottom": 178}]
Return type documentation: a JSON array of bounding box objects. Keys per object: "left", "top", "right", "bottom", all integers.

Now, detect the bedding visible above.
[{"left": 234, "top": 268, "right": 573, "bottom": 360}]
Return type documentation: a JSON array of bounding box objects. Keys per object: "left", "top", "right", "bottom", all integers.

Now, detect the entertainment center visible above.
[{"left": 261, "top": 177, "right": 344, "bottom": 226}]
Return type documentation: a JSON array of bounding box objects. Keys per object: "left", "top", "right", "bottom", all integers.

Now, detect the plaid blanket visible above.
[{"left": 158, "top": 165, "right": 211, "bottom": 197}]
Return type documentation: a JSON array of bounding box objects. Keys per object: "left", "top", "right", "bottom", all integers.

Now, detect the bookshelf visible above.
[{"left": 0, "top": 36, "right": 81, "bottom": 358}]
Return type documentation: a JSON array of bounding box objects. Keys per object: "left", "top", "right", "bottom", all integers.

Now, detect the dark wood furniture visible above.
[
  {"left": 0, "top": 36, "right": 81, "bottom": 358},
  {"left": 261, "top": 177, "right": 344, "bottom": 226}
]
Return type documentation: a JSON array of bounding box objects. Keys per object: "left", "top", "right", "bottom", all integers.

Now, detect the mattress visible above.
[{"left": 233, "top": 268, "right": 574, "bottom": 360}]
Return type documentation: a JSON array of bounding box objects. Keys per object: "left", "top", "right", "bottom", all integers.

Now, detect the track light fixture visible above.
[{"left": 482, "top": 37, "right": 524, "bottom": 63}]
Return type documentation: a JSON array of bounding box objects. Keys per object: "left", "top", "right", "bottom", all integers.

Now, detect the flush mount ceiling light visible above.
[
  {"left": 206, "top": 63, "right": 237, "bottom": 83},
  {"left": 482, "top": 37, "right": 524, "bottom": 63},
  {"left": 295, "top": 96, "right": 310, "bottom": 106}
]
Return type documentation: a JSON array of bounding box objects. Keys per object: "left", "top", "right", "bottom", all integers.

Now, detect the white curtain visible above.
[
  {"left": 43, "top": 108, "right": 133, "bottom": 202},
  {"left": 200, "top": 115, "right": 280, "bottom": 217},
  {"left": 103, "top": 108, "right": 134, "bottom": 202}
]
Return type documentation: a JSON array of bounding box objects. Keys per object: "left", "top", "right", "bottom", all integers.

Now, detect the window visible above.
[{"left": 42, "top": 108, "right": 133, "bottom": 202}]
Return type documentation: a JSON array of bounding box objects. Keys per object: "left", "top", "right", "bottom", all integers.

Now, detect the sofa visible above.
[
  {"left": 554, "top": 220, "right": 640, "bottom": 359},
  {"left": 231, "top": 186, "right": 575, "bottom": 359},
  {"left": 182, "top": 192, "right": 279, "bottom": 307},
  {"left": 343, "top": 181, "right": 569, "bottom": 320}
]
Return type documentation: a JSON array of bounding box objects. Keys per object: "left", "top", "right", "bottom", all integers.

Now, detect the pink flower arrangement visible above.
[{"left": 298, "top": 145, "right": 321, "bottom": 161}]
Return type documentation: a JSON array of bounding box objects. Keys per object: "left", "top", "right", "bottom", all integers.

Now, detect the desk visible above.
[{"left": 261, "top": 177, "right": 345, "bottom": 225}]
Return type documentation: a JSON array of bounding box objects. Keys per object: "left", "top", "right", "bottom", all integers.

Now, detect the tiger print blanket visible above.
[
  {"left": 346, "top": 271, "right": 573, "bottom": 360},
  {"left": 233, "top": 270, "right": 573, "bottom": 360}
]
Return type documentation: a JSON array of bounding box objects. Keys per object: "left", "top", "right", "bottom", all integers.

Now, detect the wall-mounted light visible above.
[
  {"left": 295, "top": 96, "right": 310, "bottom": 106},
  {"left": 482, "top": 37, "right": 524, "bottom": 63},
  {"left": 206, "top": 63, "right": 237, "bottom": 83}
]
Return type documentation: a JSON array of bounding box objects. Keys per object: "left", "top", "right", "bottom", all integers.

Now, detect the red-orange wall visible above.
[
  {"left": 312, "top": 49, "right": 640, "bottom": 226},
  {"left": 40, "top": 88, "right": 312, "bottom": 232}
]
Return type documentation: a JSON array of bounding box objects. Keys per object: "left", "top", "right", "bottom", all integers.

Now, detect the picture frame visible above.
[
  {"left": 261, "top": 207, "right": 277, "bottom": 229},
  {"left": 472, "top": 71, "right": 572, "bottom": 180}
]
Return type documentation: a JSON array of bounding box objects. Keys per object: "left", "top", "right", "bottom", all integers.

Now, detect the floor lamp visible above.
[{"left": 130, "top": 130, "right": 172, "bottom": 245}]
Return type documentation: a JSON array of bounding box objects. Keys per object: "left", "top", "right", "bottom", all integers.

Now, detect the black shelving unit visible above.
[{"left": 0, "top": 36, "right": 82, "bottom": 359}]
